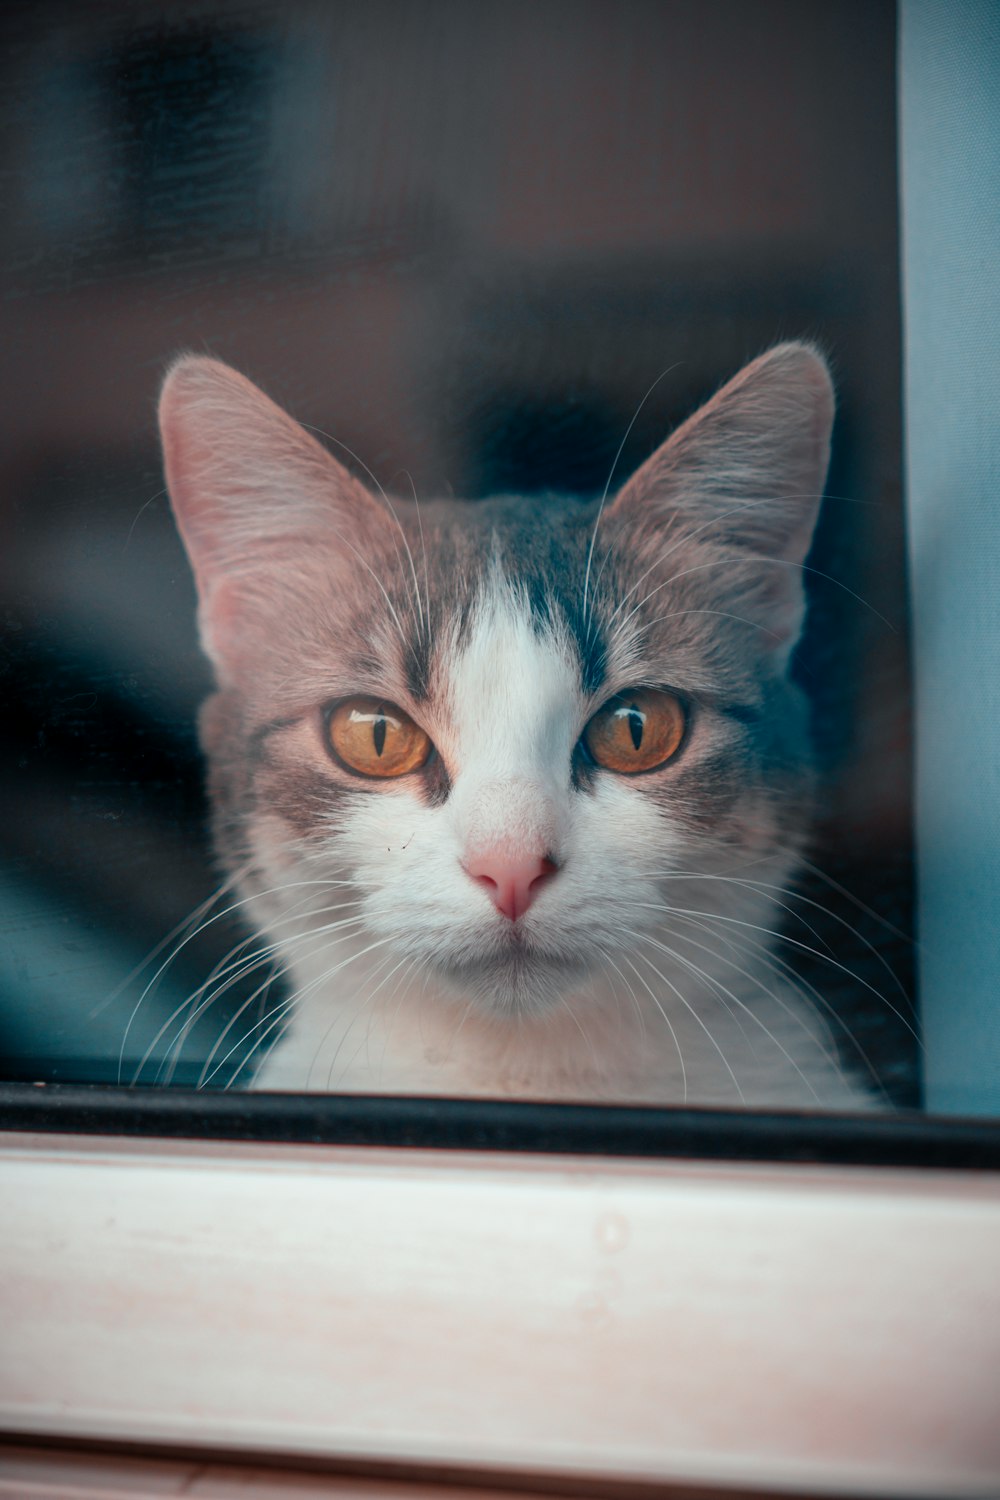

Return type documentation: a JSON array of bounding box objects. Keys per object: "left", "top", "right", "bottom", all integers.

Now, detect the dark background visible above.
[{"left": 0, "top": 0, "right": 916, "bottom": 1101}]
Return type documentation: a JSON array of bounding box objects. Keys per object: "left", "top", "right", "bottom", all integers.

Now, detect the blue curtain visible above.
[{"left": 900, "top": 0, "right": 1000, "bottom": 1113}]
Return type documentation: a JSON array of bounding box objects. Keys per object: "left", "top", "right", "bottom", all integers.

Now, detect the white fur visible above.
[
  {"left": 159, "top": 347, "right": 877, "bottom": 1108},
  {"left": 251, "top": 573, "right": 870, "bottom": 1108}
]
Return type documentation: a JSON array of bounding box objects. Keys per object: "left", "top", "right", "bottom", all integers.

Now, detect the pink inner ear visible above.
[
  {"left": 159, "top": 395, "right": 228, "bottom": 589},
  {"left": 196, "top": 576, "right": 243, "bottom": 676},
  {"left": 158, "top": 355, "right": 386, "bottom": 678},
  {"left": 605, "top": 343, "right": 833, "bottom": 557},
  {"left": 598, "top": 344, "right": 833, "bottom": 660}
]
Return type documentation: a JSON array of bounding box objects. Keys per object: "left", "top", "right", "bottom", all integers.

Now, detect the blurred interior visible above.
[{"left": 0, "top": 0, "right": 917, "bottom": 1100}]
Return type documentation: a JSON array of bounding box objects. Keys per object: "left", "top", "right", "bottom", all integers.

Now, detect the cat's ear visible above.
[
  {"left": 605, "top": 342, "right": 834, "bottom": 656},
  {"left": 159, "top": 355, "right": 382, "bottom": 674}
]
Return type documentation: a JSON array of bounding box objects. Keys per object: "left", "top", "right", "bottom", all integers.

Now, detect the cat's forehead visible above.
[
  {"left": 320, "top": 490, "right": 761, "bottom": 721},
  {"left": 400, "top": 494, "right": 726, "bottom": 700},
  {"left": 437, "top": 568, "right": 585, "bottom": 770},
  {"left": 381, "top": 495, "right": 611, "bottom": 702}
]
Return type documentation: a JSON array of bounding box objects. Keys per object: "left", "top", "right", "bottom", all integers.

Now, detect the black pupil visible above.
[
  {"left": 627, "top": 705, "right": 644, "bottom": 751},
  {"left": 373, "top": 714, "right": 387, "bottom": 757}
]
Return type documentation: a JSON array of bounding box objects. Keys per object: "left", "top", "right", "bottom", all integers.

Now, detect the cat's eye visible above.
[
  {"left": 325, "top": 697, "right": 432, "bottom": 778},
  {"left": 583, "top": 689, "right": 686, "bottom": 774}
]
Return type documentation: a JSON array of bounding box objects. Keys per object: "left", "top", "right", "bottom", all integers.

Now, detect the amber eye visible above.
[
  {"left": 583, "top": 688, "right": 686, "bottom": 774},
  {"left": 325, "top": 697, "right": 432, "bottom": 779}
]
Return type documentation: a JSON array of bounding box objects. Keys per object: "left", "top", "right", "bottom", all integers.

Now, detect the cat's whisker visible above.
[
  {"left": 193, "top": 959, "right": 284, "bottom": 1089},
  {"left": 118, "top": 874, "right": 358, "bottom": 1081},
  {"left": 581, "top": 362, "right": 683, "bottom": 629},
  {"left": 646, "top": 926, "right": 761, "bottom": 1059},
  {"left": 669, "top": 908, "right": 890, "bottom": 1100},
  {"left": 617, "top": 552, "right": 893, "bottom": 643},
  {"left": 92, "top": 859, "right": 255, "bottom": 1022},
  {"left": 665, "top": 910, "right": 838, "bottom": 1059},
  {"left": 658, "top": 867, "right": 911, "bottom": 1007},
  {"left": 635, "top": 898, "right": 921, "bottom": 1046},
  {"left": 191, "top": 914, "right": 370, "bottom": 1088},
  {"left": 650, "top": 870, "right": 917, "bottom": 1020},
  {"left": 797, "top": 854, "right": 916, "bottom": 945},
  {"left": 137, "top": 902, "right": 367, "bottom": 1086},
  {"left": 207, "top": 937, "right": 397, "bottom": 1090},
  {"left": 558, "top": 993, "right": 605, "bottom": 1087},
  {"left": 222, "top": 941, "right": 377, "bottom": 1091},
  {"left": 605, "top": 489, "right": 829, "bottom": 633},
  {"left": 307, "top": 951, "right": 398, "bottom": 1092},
  {"left": 377, "top": 956, "right": 429, "bottom": 1087},
  {"left": 155, "top": 945, "right": 279, "bottom": 1087},
  {"left": 652, "top": 915, "right": 843, "bottom": 1076},
  {"left": 629, "top": 931, "right": 824, "bottom": 1104},
  {"left": 399, "top": 467, "right": 433, "bottom": 643},
  {"left": 642, "top": 606, "right": 785, "bottom": 643},
  {"left": 609, "top": 488, "right": 873, "bottom": 643},
  {"left": 287, "top": 937, "right": 398, "bottom": 1061},
  {"left": 631, "top": 925, "right": 816, "bottom": 1098},
  {"left": 213, "top": 994, "right": 299, "bottom": 1091},
  {"left": 652, "top": 867, "right": 838, "bottom": 959},
  {"left": 618, "top": 954, "right": 690, "bottom": 1103},
  {"left": 158, "top": 900, "right": 354, "bottom": 1084},
  {"left": 440, "top": 995, "right": 478, "bottom": 1066},
  {"left": 329, "top": 953, "right": 417, "bottom": 1091},
  {"left": 300, "top": 421, "right": 427, "bottom": 652},
  {"left": 135, "top": 934, "right": 281, "bottom": 1087},
  {"left": 593, "top": 954, "right": 629, "bottom": 1042},
  {"left": 328, "top": 523, "right": 422, "bottom": 671},
  {"left": 598, "top": 951, "right": 648, "bottom": 1047},
  {"left": 159, "top": 890, "right": 365, "bottom": 1022}
]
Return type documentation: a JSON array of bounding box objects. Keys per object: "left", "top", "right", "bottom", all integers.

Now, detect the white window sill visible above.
[{"left": 2, "top": 1128, "right": 999, "bottom": 1497}]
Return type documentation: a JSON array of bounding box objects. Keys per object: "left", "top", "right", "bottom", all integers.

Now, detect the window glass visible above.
[{"left": 0, "top": 0, "right": 923, "bottom": 1114}]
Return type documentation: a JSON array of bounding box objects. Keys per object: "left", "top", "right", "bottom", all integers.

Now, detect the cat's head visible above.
[{"left": 159, "top": 344, "right": 833, "bottom": 1020}]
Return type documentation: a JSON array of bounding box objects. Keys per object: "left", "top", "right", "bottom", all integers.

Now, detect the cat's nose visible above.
[{"left": 464, "top": 850, "right": 559, "bottom": 922}]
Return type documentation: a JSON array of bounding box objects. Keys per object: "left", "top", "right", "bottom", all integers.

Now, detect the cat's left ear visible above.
[
  {"left": 159, "top": 355, "right": 384, "bottom": 677},
  {"left": 604, "top": 342, "right": 834, "bottom": 657}
]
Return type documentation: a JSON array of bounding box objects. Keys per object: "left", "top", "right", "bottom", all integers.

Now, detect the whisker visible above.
[
  {"left": 207, "top": 937, "right": 396, "bottom": 1090},
  {"left": 91, "top": 860, "right": 254, "bottom": 1022},
  {"left": 665, "top": 867, "right": 911, "bottom": 1008},
  {"left": 328, "top": 953, "right": 416, "bottom": 1091},
  {"left": 581, "top": 362, "right": 683, "bottom": 630},
  {"left": 619, "top": 954, "right": 690, "bottom": 1103},
  {"left": 798, "top": 854, "right": 915, "bottom": 944},
  {"left": 617, "top": 552, "right": 894, "bottom": 642},
  {"left": 305, "top": 952, "right": 397, "bottom": 1092},
  {"left": 634, "top": 900, "right": 921, "bottom": 1045},
  {"left": 653, "top": 917, "right": 837, "bottom": 1071},
  {"left": 117, "top": 875, "right": 356, "bottom": 1081},
  {"left": 137, "top": 902, "right": 367, "bottom": 1086},
  {"left": 192, "top": 914, "right": 369, "bottom": 1087},
  {"left": 398, "top": 467, "right": 432, "bottom": 642},
  {"left": 300, "top": 421, "right": 426, "bottom": 670},
  {"left": 629, "top": 932, "right": 819, "bottom": 1103},
  {"left": 669, "top": 909, "right": 890, "bottom": 1101}
]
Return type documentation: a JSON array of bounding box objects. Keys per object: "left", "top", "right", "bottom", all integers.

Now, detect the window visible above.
[
  {"left": 2, "top": 0, "right": 919, "bottom": 1104},
  {"left": 2, "top": 2, "right": 999, "bottom": 1494}
]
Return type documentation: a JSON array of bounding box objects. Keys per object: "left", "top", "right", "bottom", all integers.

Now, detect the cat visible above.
[{"left": 157, "top": 341, "right": 880, "bottom": 1108}]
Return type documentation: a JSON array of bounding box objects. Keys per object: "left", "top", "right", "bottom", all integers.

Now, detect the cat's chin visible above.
[{"left": 434, "top": 948, "right": 589, "bottom": 1021}]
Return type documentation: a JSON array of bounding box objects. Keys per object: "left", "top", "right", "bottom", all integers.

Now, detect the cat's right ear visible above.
[
  {"left": 158, "top": 356, "right": 381, "bottom": 675},
  {"left": 601, "top": 343, "right": 835, "bottom": 662}
]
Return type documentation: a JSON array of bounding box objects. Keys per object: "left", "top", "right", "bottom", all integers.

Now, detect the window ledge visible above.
[{"left": 2, "top": 1129, "right": 999, "bottom": 1497}]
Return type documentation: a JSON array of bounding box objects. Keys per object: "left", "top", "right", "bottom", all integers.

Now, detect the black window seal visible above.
[{"left": 1, "top": 1082, "right": 999, "bottom": 1171}]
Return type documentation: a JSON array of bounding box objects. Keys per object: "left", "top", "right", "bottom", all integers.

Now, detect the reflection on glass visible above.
[{"left": 1, "top": 1, "right": 918, "bottom": 1109}]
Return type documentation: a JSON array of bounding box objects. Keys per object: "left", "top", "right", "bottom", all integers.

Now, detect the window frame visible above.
[
  {"left": 4, "top": 2, "right": 1000, "bottom": 1494},
  {"left": 2, "top": 1115, "right": 1000, "bottom": 1496}
]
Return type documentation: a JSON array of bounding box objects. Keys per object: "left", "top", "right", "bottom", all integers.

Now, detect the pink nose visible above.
[{"left": 464, "top": 851, "right": 559, "bottom": 922}]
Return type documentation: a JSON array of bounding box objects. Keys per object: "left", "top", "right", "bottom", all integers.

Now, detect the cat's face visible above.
[{"left": 160, "top": 345, "right": 832, "bottom": 1025}]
